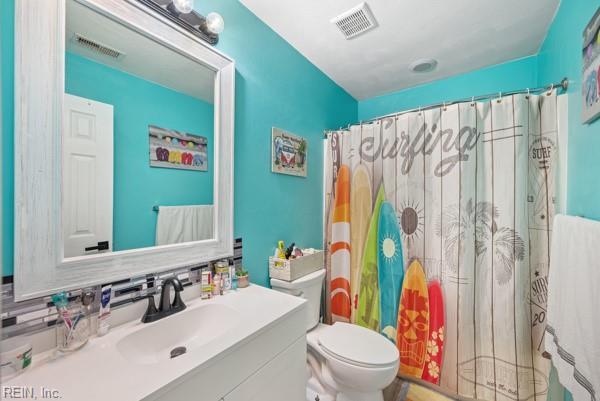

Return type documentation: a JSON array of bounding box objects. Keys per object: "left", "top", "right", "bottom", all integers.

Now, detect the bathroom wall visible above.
[
  {"left": 1, "top": 0, "right": 358, "bottom": 278},
  {"left": 197, "top": 0, "right": 357, "bottom": 286},
  {"left": 65, "top": 52, "right": 214, "bottom": 252},
  {"left": 358, "top": 55, "right": 539, "bottom": 120},
  {"left": 538, "top": 0, "right": 600, "bottom": 221},
  {"left": 1, "top": 0, "right": 14, "bottom": 278}
]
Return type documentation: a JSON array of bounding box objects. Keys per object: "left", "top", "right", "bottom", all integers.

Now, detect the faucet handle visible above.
[
  {"left": 170, "top": 279, "right": 186, "bottom": 311},
  {"left": 167, "top": 277, "right": 184, "bottom": 292},
  {"left": 133, "top": 294, "right": 159, "bottom": 323}
]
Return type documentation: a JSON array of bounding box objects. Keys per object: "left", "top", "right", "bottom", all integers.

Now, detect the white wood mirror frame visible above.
[{"left": 14, "top": 0, "right": 235, "bottom": 301}]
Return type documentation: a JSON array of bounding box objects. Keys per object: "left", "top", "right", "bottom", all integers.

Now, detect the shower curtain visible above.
[{"left": 324, "top": 91, "right": 563, "bottom": 401}]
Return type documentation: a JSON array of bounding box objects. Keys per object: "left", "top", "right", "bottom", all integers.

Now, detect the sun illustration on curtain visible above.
[
  {"left": 398, "top": 200, "right": 425, "bottom": 245},
  {"left": 380, "top": 231, "right": 401, "bottom": 264},
  {"left": 379, "top": 224, "right": 403, "bottom": 341},
  {"left": 436, "top": 199, "right": 525, "bottom": 285}
]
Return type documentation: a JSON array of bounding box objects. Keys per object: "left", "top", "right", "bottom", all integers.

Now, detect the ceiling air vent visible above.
[
  {"left": 331, "top": 2, "right": 377, "bottom": 40},
  {"left": 73, "top": 33, "right": 124, "bottom": 59}
]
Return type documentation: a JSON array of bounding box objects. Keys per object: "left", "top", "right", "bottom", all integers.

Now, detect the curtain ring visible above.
[
  {"left": 547, "top": 84, "right": 554, "bottom": 96},
  {"left": 443, "top": 101, "right": 447, "bottom": 111},
  {"left": 497, "top": 91, "right": 502, "bottom": 103},
  {"left": 471, "top": 96, "right": 475, "bottom": 107},
  {"left": 418, "top": 106, "right": 422, "bottom": 115}
]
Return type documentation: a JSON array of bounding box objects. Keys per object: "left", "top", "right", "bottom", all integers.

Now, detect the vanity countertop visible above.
[{"left": 4, "top": 285, "right": 306, "bottom": 401}]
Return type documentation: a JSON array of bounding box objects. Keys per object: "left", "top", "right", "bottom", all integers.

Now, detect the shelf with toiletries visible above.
[{"left": 269, "top": 241, "right": 324, "bottom": 282}]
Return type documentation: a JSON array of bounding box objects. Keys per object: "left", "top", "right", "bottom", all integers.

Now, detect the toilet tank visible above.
[{"left": 270, "top": 269, "right": 325, "bottom": 331}]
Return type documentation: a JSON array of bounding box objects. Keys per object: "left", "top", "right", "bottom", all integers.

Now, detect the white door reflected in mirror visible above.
[{"left": 63, "top": 94, "right": 114, "bottom": 258}]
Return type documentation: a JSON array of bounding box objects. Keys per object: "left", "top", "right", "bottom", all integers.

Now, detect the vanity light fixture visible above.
[
  {"left": 172, "top": 0, "right": 194, "bottom": 14},
  {"left": 206, "top": 12, "right": 225, "bottom": 34},
  {"left": 136, "top": 0, "right": 223, "bottom": 45}
]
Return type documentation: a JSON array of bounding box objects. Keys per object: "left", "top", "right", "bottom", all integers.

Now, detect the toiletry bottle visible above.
[
  {"left": 201, "top": 270, "right": 212, "bottom": 299},
  {"left": 97, "top": 285, "right": 112, "bottom": 336},
  {"left": 212, "top": 274, "right": 221, "bottom": 296},
  {"left": 276, "top": 241, "right": 286, "bottom": 259},
  {"left": 285, "top": 242, "right": 295, "bottom": 259}
]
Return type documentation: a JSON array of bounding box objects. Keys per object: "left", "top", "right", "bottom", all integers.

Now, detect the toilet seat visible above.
[{"left": 317, "top": 322, "right": 398, "bottom": 368}]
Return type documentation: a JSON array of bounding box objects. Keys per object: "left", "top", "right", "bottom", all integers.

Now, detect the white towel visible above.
[
  {"left": 155, "top": 205, "right": 214, "bottom": 246},
  {"left": 545, "top": 214, "right": 600, "bottom": 401}
]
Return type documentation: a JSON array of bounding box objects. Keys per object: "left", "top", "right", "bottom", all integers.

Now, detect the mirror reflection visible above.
[{"left": 63, "top": 0, "right": 216, "bottom": 258}]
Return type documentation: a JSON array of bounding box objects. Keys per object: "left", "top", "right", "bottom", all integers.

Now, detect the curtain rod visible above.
[{"left": 323, "top": 77, "right": 569, "bottom": 136}]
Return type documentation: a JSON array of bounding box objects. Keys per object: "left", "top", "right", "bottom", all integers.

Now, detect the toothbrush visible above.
[
  {"left": 52, "top": 292, "right": 73, "bottom": 329},
  {"left": 65, "top": 313, "right": 83, "bottom": 344}
]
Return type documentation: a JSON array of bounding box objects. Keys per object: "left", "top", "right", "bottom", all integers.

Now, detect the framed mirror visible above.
[{"left": 14, "top": 0, "right": 235, "bottom": 301}]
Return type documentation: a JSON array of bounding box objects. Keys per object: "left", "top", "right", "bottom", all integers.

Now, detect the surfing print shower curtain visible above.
[{"left": 324, "top": 90, "right": 563, "bottom": 401}]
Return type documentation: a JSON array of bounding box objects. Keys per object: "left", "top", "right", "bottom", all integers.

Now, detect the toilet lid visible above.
[{"left": 318, "top": 323, "right": 399, "bottom": 367}]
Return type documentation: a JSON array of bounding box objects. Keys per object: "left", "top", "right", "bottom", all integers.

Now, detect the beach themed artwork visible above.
[
  {"left": 149, "top": 125, "right": 208, "bottom": 171},
  {"left": 271, "top": 127, "right": 308, "bottom": 177},
  {"left": 582, "top": 7, "right": 600, "bottom": 123}
]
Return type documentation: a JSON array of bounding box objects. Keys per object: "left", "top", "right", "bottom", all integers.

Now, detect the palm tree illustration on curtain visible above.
[{"left": 436, "top": 199, "right": 525, "bottom": 285}]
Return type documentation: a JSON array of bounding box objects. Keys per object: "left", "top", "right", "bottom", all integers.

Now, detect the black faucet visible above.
[{"left": 134, "top": 277, "right": 186, "bottom": 323}]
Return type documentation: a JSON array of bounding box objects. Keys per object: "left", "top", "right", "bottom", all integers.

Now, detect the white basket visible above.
[{"left": 269, "top": 250, "right": 324, "bottom": 282}]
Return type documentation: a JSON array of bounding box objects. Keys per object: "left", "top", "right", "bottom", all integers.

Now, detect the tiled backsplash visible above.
[{"left": 1, "top": 238, "right": 243, "bottom": 340}]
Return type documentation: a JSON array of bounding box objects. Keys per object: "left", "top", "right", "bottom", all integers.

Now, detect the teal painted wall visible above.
[
  {"left": 358, "top": 55, "right": 539, "bottom": 120},
  {"left": 1, "top": 0, "right": 357, "bottom": 278},
  {"left": 538, "top": 0, "right": 600, "bottom": 221},
  {"left": 65, "top": 52, "right": 214, "bottom": 252},
  {"left": 1, "top": 0, "right": 14, "bottom": 277},
  {"left": 195, "top": 0, "right": 357, "bottom": 286},
  {"left": 537, "top": 2, "right": 600, "bottom": 400}
]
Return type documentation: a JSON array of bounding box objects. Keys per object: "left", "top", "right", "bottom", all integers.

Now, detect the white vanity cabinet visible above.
[
  {"left": 144, "top": 295, "right": 307, "bottom": 401},
  {"left": 222, "top": 337, "right": 306, "bottom": 401}
]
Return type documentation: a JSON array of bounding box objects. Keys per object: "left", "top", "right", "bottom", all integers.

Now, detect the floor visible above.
[{"left": 384, "top": 378, "right": 458, "bottom": 401}]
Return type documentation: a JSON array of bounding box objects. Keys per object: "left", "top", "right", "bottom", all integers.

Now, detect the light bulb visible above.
[
  {"left": 172, "top": 0, "right": 194, "bottom": 14},
  {"left": 206, "top": 12, "right": 224, "bottom": 34}
]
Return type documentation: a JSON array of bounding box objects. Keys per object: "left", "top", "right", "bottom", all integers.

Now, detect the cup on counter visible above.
[
  {"left": 56, "top": 303, "right": 90, "bottom": 352},
  {"left": 0, "top": 336, "right": 33, "bottom": 379}
]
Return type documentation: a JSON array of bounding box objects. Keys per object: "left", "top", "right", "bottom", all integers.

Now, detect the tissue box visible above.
[{"left": 269, "top": 250, "right": 324, "bottom": 281}]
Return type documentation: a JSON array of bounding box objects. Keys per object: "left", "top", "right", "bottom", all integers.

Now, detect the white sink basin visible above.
[{"left": 116, "top": 303, "right": 240, "bottom": 365}]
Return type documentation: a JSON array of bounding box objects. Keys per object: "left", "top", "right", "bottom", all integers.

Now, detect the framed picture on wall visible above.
[
  {"left": 582, "top": 6, "right": 600, "bottom": 123},
  {"left": 149, "top": 125, "right": 208, "bottom": 171},
  {"left": 271, "top": 127, "right": 307, "bottom": 177}
]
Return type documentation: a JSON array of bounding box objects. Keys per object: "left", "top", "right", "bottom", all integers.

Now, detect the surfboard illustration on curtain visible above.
[
  {"left": 350, "top": 164, "right": 372, "bottom": 324},
  {"left": 377, "top": 201, "right": 404, "bottom": 342},
  {"left": 422, "top": 280, "right": 444, "bottom": 384},
  {"left": 330, "top": 164, "right": 351, "bottom": 322},
  {"left": 356, "top": 184, "right": 385, "bottom": 331},
  {"left": 397, "top": 259, "right": 429, "bottom": 378}
]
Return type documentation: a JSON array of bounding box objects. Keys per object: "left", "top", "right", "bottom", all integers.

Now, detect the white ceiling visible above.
[
  {"left": 240, "top": 0, "right": 560, "bottom": 100},
  {"left": 66, "top": 0, "right": 215, "bottom": 104}
]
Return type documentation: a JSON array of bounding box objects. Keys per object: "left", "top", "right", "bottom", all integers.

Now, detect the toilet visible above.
[{"left": 271, "top": 269, "right": 399, "bottom": 401}]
